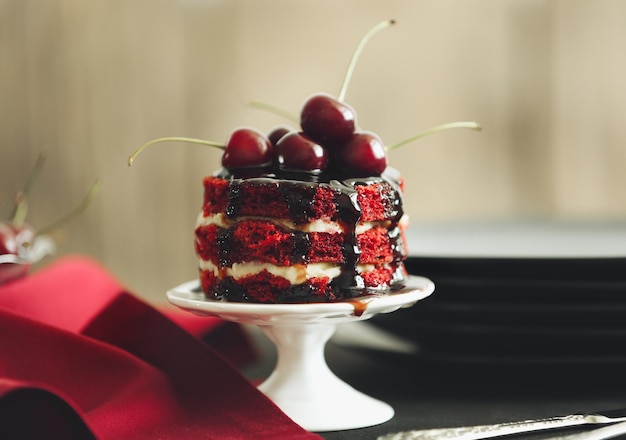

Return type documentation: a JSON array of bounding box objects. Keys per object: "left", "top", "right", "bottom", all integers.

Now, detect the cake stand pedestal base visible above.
[{"left": 258, "top": 322, "right": 393, "bottom": 431}]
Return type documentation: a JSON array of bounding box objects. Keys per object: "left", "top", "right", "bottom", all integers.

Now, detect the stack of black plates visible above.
[{"left": 371, "top": 222, "right": 626, "bottom": 367}]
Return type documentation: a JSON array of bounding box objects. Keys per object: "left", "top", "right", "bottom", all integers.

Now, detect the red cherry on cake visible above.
[
  {"left": 221, "top": 127, "right": 273, "bottom": 169},
  {"left": 129, "top": 128, "right": 274, "bottom": 172},
  {"left": 335, "top": 132, "right": 387, "bottom": 177},
  {"left": 267, "top": 126, "right": 292, "bottom": 146},
  {"left": 300, "top": 93, "right": 357, "bottom": 147},
  {"left": 276, "top": 132, "right": 328, "bottom": 173}
]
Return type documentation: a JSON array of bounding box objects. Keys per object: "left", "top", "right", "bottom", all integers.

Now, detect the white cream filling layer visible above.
[
  {"left": 198, "top": 260, "right": 342, "bottom": 284},
  {"left": 196, "top": 212, "right": 403, "bottom": 234},
  {"left": 196, "top": 212, "right": 344, "bottom": 233},
  {"left": 195, "top": 211, "right": 404, "bottom": 286},
  {"left": 198, "top": 259, "right": 390, "bottom": 285}
]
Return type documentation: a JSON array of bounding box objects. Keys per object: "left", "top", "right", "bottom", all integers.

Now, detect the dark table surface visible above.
[{"left": 242, "top": 324, "right": 626, "bottom": 440}]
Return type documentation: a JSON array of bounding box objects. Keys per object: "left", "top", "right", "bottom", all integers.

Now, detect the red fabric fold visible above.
[
  {"left": 0, "top": 256, "right": 321, "bottom": 439},
  {"left": 0, "top": 378, "right": 95, "bottom": 439}
]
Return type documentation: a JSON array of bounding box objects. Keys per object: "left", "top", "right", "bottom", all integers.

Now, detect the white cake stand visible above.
[{"left": 167, "top": 276, "right": 434, "bottom": 432}]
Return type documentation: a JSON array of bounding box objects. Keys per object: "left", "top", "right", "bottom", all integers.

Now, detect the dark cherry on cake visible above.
[
  {"left": 300, "top": 93, "right": 356, "bottom": 147},
  {"left": 276, "top": 132, "right": 328, "bottom": 173},
  {"left": 128, "top": 19, "right": 481, "bottom": 303},
  {"left": 221, "top": 127, "right": 273, "bottom": 170}
]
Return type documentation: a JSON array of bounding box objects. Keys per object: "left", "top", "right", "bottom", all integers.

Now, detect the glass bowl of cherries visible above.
[{"left": 0, "top": 156, "right": 99, "bottom": 285}]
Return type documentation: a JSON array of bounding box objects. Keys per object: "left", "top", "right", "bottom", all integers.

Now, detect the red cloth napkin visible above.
[{"left": 0, "top": 256, "right": 321, "bottom": 439}]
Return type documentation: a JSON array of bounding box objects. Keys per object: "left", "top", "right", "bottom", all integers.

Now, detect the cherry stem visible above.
[
  {"left": 338, "top": 19, "right": 396, "bottom": 103},
  {"left": 387, "top": 121, "right": 482, "bottom": 151},
  {"left": 38, "top": 179, "right": 101, "bottom": 235},
  {"left": 128, "top": 137, "right": 224, "bottom": 166},
  {"left": 11, "top": 154, "right": 47, "bottom": 228},
  {"left": 249, "top": 101, "right": 299, "bottom": 123}
]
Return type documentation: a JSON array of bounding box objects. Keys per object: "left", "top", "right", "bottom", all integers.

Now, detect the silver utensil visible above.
[
  {"left": 543, "top": 420, "right": 626, "bottom": 440},
  {"left": 378, "top": 408, "right": 626, "bottom": 440}
]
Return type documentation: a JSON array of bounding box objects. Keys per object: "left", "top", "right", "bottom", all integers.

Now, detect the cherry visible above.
[
  {"left": 300, "top": 93, "right": 357, "bottom": 147},
  {"left": 335, "top": 132, "right": 387, "bottom": 177},
  {"left": 276, "top": 132, "right": 328, "bottom": 173},
  {"left": 267, "top": 126, "right": 292, "bottom": 146},
  {"left": 221, "top": 127, "right": 273, "bottom": 169},
  {"left": 296, "top": 20, "right": 395, "bottom": 149},
  {"left": 129, "top": 128, "right": 274, "bottom": 171}
]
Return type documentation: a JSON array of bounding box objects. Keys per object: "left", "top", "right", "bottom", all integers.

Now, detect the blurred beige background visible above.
[{"left": 1, "top": 0, "right": 625, "bottom": 303}]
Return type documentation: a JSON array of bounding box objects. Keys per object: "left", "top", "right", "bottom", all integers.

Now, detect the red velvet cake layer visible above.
[{"left": 195, "top": 169, "right": 408, "bottom": 303}]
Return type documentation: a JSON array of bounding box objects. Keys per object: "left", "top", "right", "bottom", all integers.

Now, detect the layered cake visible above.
[
  {"left": 128, "top": 19, "right": 479, "bottom": 303},
  {"left": 194, "top": 166, "right": 408, "bottom": 303}
]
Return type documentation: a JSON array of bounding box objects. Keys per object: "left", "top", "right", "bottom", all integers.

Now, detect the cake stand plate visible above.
[{"left": 167, "top": 276, "right": 434, "bottom": 432}]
